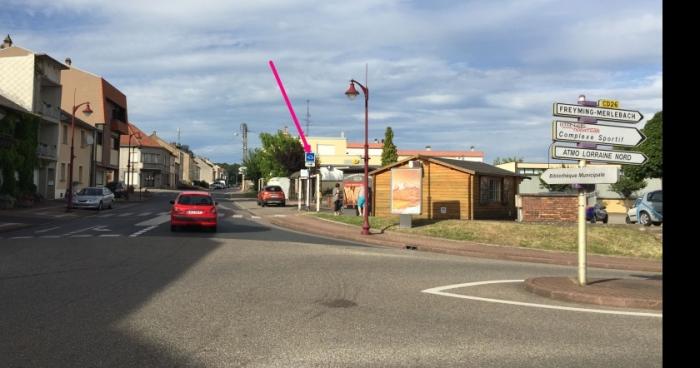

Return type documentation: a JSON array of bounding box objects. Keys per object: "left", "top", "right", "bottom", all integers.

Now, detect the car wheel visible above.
[
  {"left": 653, "top": 222, "right": 661, "bottom": 227},
  {"left": 602, "top": 216, "right": 608, "bottom": 224},
  {"left": 97, "top": 201, "right": 103, "bottom": 211},
  {"left": 590, "top": 217, "right": 596, "bottom": 224},
  {"left": 281, "top": 201, "right": 286, "bottom": 207},
  {"left": 211, "top": 225, "right": 217, "bottom": 232},
  {"left": 625, "top": 216, "right": 632, "bottom": 224},
  {"left": 171, "top": 224, "right": 177, "bottom": 232},
  {"left": 108, "top": 201, "right": 113, "bottom": 209},
  {"left": 640, "top": 212, "right": 652, "bottom": 226},
  {"left": 261, "top": 202, "right": 266, "bottom": 207}
]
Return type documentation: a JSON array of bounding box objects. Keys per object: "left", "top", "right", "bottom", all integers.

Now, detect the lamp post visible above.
[
  {"left": 66, "top": 91, "right": 93, "bottom": 211},
  {"left": 345, "top": 77, "right": 371, "bottom": 235}
]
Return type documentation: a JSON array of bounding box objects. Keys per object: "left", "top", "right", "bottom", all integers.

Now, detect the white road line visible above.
[
  {"left": 251, "top": 216, "right": 261, "bottom": 219},
  {"left": 135, "top": 214, "right": 170, "bottom": 227},
  {"left": 421, "top": 280, "right": 662, "bottom": 318},
  {"left": 232, "top": 214, "right": 243, "bottom": 218},
  {"left": 137, "top": 212, "right": 152, "bottom": 217},
  {"left": 62, "top": 225, "right": 97, "bottom": 236},
  {"left": 53, "top": 214, "right": 73, "bottom": 218},
  {"left": 39, "top": 235, "right": 61, "bottom": 238},
  {"left": 158, "top": 211, "right": 169, "bottom": 216},
  {"left": 273, "top": 214, "right": 286, "bottom": 217},
  {"left": 10, "top": 236, "right": 32, "bottom": 239},
  {"left": 117, "top": 212, "right": 134, "bottom": 217},
  {"left": 97, "top": 213, "right": 115, "bottom": 218},
  {"left": 69, "top": 234, "right": 92, "bottom": 238},
  {"left": 129, "top": 225, "right": 157, "bottom": 237},
  {"left": 99, "top": 234, "right": 121, "bottom": 237},
  {"left": 35, "top": 226, "right": 60, "bottom": 233},
  {"left": 0, "top": 223, "right": 22, "bottom": 228}
]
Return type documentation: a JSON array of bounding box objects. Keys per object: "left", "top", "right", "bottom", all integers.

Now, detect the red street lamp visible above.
[
  {"left": 345, "top": 78, "right": 370, "bottom": 235},
  {"left": 66, "top": 91, "right": 93, "bottom": 211}
]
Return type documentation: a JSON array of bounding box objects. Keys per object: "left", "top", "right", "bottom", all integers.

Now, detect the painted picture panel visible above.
[{"left": 391, "top": 168, "right": 422, "bottom": 214}]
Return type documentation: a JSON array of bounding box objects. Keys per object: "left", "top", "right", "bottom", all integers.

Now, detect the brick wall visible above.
[{"left": 521, "top": 194, "right": 577, "bottom": 222}]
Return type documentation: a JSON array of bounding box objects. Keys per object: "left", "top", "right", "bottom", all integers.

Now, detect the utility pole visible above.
[{"left": 240, "top": 123, "right": 249, "bottom": 161}]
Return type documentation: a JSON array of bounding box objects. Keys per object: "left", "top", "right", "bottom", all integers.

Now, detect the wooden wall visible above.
[{"left": 372, "top": 160, "right": 473, "bottom": 220}]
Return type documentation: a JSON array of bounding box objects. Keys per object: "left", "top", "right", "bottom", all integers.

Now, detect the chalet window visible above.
[{"left": 480, "top": 176, "right": 502, "bottom": 204}]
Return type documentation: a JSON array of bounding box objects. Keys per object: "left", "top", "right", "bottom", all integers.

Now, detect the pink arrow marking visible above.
[{"left": 269, "top": 60, "right": 311, "bottom": 153}]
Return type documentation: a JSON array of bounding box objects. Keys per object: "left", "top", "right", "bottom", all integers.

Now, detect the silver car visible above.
[{"left": 72, "top": 187, "right": 114, "bottom": 210}]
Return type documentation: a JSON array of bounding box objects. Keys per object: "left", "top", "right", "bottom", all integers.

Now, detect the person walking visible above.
[
  {"left": 357, "top": 186, "right": 366, "bottom": 217},
  {"left": 332, "top": 183, "right": 343, "bottom": 216}
]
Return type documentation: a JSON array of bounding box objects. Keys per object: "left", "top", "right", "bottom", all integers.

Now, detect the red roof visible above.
[
  {"left": 347, "top": 142, "right": 384, "bottom": 149},
  {"left": 120, "top": 123, "right": 163, "bottom": 148},
  {"left": 398, "top": 150, "right": 485, "bottom": 157}
]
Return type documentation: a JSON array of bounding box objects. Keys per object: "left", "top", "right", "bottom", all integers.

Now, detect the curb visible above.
[{"left": 524, "top": 277, "right": 662, "bottom": 310}]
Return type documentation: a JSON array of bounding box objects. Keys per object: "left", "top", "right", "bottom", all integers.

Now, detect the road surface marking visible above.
[
  {"left": 117, "top": 212, "right": 134, "bottom": 217},
  {"left": 422, "top": 280, "right": 662, "bottom": 318},
  {"left": 99, "top": 234, "right": 121, "bottom": 237},
  {"left": 273, "top": 214, "right": 286, "bottom": 217},
  {"left": 97, "top": 213, "right": 115, "bottom": 218},
  {"left": 1, "top": 223, "right": 23, "bottom": 229},
  {"left": 251, "top": 216, "right": 261, "bottom": 219},
  {"left": 40, "top": 235, "right": 61, "bottom": 238},
  {"left": 129, "top": 225, "right": 157, "bottom": 237},
  {"left": 69, "top": 234, "right": 92, "bottom": 238},
  {"left": 35, "top": 226, "right": 60, "bottom": 233},
  {"left": 62, "top": 226, "right": 98, "bottom": 236},
  {"left": 232, "top": 214, "right": 243, "bottom": 218},
  {"left": 158, "top": 211, "right": 169, "bottom": 216},
  {"left": 10, "top": 236, "right": 32, "bottom": 239},
  {"left": 137, "top": 212, "right": 152, "bottom": 217},
  {"left": 135, "top": 214, "right": 170, "bottom": 227}
]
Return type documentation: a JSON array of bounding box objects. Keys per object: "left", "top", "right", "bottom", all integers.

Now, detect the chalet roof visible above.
[{"left": 369, "top": 155, "right": 524, "bottom": 177}]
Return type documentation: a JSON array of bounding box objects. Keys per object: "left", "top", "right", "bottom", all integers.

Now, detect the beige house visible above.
[
  {"left": 60, "top": 58, "right": 129, "bottom": 188},
  {"left": 150, "top": 132, "right": 180, "bottom": 188},
  {"left": 57, "top": 111, "right": 96, "bottom": 196},
  {"left": 0, "top": 36, "right": 66, "bottom": 199},
  {"left": 193, "top": 156, "right": 214, "bottom": 184},
  {"left": 119, "top": 123, "right": 173, "bottom": 188}
]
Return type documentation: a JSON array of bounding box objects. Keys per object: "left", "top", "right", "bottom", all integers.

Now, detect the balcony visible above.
[
  {"left": 36, "top": 143, "right": 57, "bottom": 160},
  {"left": 110, "top": 118, "right": 129, "bottom": 135},
  {"left": 39, "top": 103, "right": 61, "bottom": 121}
]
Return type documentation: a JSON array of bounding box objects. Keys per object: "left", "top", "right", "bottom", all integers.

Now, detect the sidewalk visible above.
[{"left": 267, "top": 212, "right": 662, "bottom": 310}]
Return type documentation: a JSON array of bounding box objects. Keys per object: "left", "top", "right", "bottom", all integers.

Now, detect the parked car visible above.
[
  {"left": 586, "top": 203, "right": 608, "bottom": 224},
  {"left": 106, "top": 181, "right": 128, "bottom": 198},
  {"left": 71, "top": 187, "right": 114, "bottom": 210},
  {"left": 257, "top": 185, "right": 286, "bottom": 207},
  {"left": 626, "top": 190, "right": 663, "bottom": 226},
  {"left": 211, "top": 182, "right": 225, "bottom": 190},
  {"left": 170, "top": 191, "right": 218, "bottom": 232}
]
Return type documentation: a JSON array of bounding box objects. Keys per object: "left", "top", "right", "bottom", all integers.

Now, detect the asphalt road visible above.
[{"left": 0, "top": 191, "right": 662, "bottom": 367}]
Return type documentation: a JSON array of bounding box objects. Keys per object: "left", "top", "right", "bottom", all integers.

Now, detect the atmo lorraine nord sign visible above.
[
  {"left": 541, "top": 167, "right": 619, "bottom": 185},
  {"left": 552, "top": 121, "right": 646, "bottom": 147},
  {"left": 551, "top": 145, "right": 647, "bottom": 165},
  {"left": 553, "top": 103, "right": 643, "bottom": 123}
]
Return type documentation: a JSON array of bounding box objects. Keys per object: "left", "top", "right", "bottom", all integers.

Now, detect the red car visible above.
[
  {"left": 257, "top": 185, "right": 286, "bottom": 207},
  {"left": 170, "top": 191, "right": 218, "bottom": 231}
]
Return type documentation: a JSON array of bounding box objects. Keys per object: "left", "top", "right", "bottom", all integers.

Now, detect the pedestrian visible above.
[
  {"left": 357, "top": 186, "right": 366, "bottom": 217},
  {"left": 332, "top": 183, "right": 343, "bottom": 215}
]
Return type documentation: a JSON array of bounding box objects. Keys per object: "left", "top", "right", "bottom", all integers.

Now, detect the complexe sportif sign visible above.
[
  {"left": 551, "top": 145, "right": 647, "bottom": 165},
  {"left": 540, "top": 167, "right": 619, "bottom": 185},
  {"left": 553, "top": 103, "right": 643, "bottom": 123},
  {"left": 552, "top": 121, "right": 646, "bottom": 147}
]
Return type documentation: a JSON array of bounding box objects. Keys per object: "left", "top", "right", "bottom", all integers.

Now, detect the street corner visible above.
[{"left": 524, "top": 276, "right": 662, "bottom": 310}]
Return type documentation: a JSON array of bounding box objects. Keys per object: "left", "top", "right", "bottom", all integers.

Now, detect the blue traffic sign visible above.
[{"left": 306, "top": 152, "right": 315, "bottom": 162}]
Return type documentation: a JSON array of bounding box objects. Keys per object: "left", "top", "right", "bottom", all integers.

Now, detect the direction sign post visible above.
[
  {"left": 553, "top": 102, "right": 643, "bottom": 123},
  {"left": 553, "top": 121, "right": 646, "bottom": 147},
  {"left": 551, "top": 145, "right": 647, "bottom": 165},
  {"left": 541, "top": 167, "right": 619, "bottom": 185},
  {"left": 305, "top": 152, "right": 315, "bottom": 168}
]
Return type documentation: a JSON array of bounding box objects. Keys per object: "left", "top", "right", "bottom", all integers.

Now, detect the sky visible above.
[{"left": 2, "top": 0, "right": 662, "bottom": 164}]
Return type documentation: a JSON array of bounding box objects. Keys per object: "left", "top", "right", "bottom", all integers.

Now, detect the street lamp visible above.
[
  {"left": 66, "top": 92, "right": 93, "bottom": 211},
  {"left": 345, "top": 78, "right": 370, "bottom": 235}
]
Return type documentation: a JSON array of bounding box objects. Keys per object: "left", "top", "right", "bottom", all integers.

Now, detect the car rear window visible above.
[
  {"left": 648, "top": 191, "right": 662, "bottom": 202},
  {"left": 177, "top": 195, "right": 213, "bottom": 205},
  {"left": 79, "top": 188, "right": 102, "bottom": 196},
  {"left": 265, "top": 186, "right": 282, "bottom": 192}
]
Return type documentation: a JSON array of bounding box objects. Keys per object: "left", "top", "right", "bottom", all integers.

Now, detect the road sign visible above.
[
  {"left": 597, "top": 99, "right": 619, "bottom": 109},
  {"left": 305, "top": 152, "right": 315, "bottom": 167},
  {"left": 541, "top": 167, "right": 619, "bottom": 185},
  {"left": 551, "top": 145, "right": 647, "bottom": 165},
  {"left": 552, "top": 121, "right": 646, "bottom": 147},
  {"left": 553, "top": 102, "right": 643, "bottom": 123}
]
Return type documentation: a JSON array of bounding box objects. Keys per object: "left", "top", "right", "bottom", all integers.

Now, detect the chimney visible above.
[
  {"left": 2, "top": 34, "right": 12, "bottom": 49},
  {"left": 470, "top": 145, "right": 475, "bottom": 151},
  {"left": 425, "top": 145, "right": 431, "bottom": 151},
  {"left": 340, "top": 130, "right": 345, "bottom": 138},
  {"left": 374, "top": 138, "right": 378, "bottom": 143},
  {"left": 65, "top": 57, "right": 72, "bottom": 66}
]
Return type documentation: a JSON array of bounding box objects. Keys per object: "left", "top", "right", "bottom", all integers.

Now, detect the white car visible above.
[
  {"left": 72, "top": 187, "right": 115, "bottom": 210},
  {"left": 626, "top": 190, "right": 662, "bottom": 226}
]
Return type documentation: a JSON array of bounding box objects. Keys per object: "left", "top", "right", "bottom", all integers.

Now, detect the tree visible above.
[
  {"left": 242, "top": 148, "right": 264, "bottom": 190},
  {"left": 258, "top": 130, "right": 305, "bottom": 178},
  {"left": 493, "top": 156, "right": 523, "bottom": 165},
  {"left": 610, "top": 172, "right": 647, "bottom": 208},
  {"left": 381, "top": 127, "right": 398, "bottom": 166},
  {"left": 619, "top": 111, "right": 662, "bottom": 181}
]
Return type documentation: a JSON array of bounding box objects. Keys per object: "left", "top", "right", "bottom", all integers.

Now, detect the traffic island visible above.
[{"left": 524, "top": 276, "right": 661, "bottom": 310}]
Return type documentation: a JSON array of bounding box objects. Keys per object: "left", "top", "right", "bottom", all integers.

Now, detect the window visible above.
[
  {"left": 480, "top": 176, "right": 502, "bottom": 204},
  {"left": 78, "top": 166, "right": 83, "bottom": 183},
  {"left": 112, "top": 136, "right": 119, "bottom": 150},
  {"left": 62, "top": 125, "right": 68, "bottom": 144},
  {"left": 96, "top": 131, "right": 103, "bottom": 146},
  {"left": 80, "top": 129, "right": 86, "bottom": 148},
  {"left": 60, "top": 163, "right": 66, "bottom": 181},
  {"left": 142, "top": 153, "right": 161, "bottom": 164}
]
